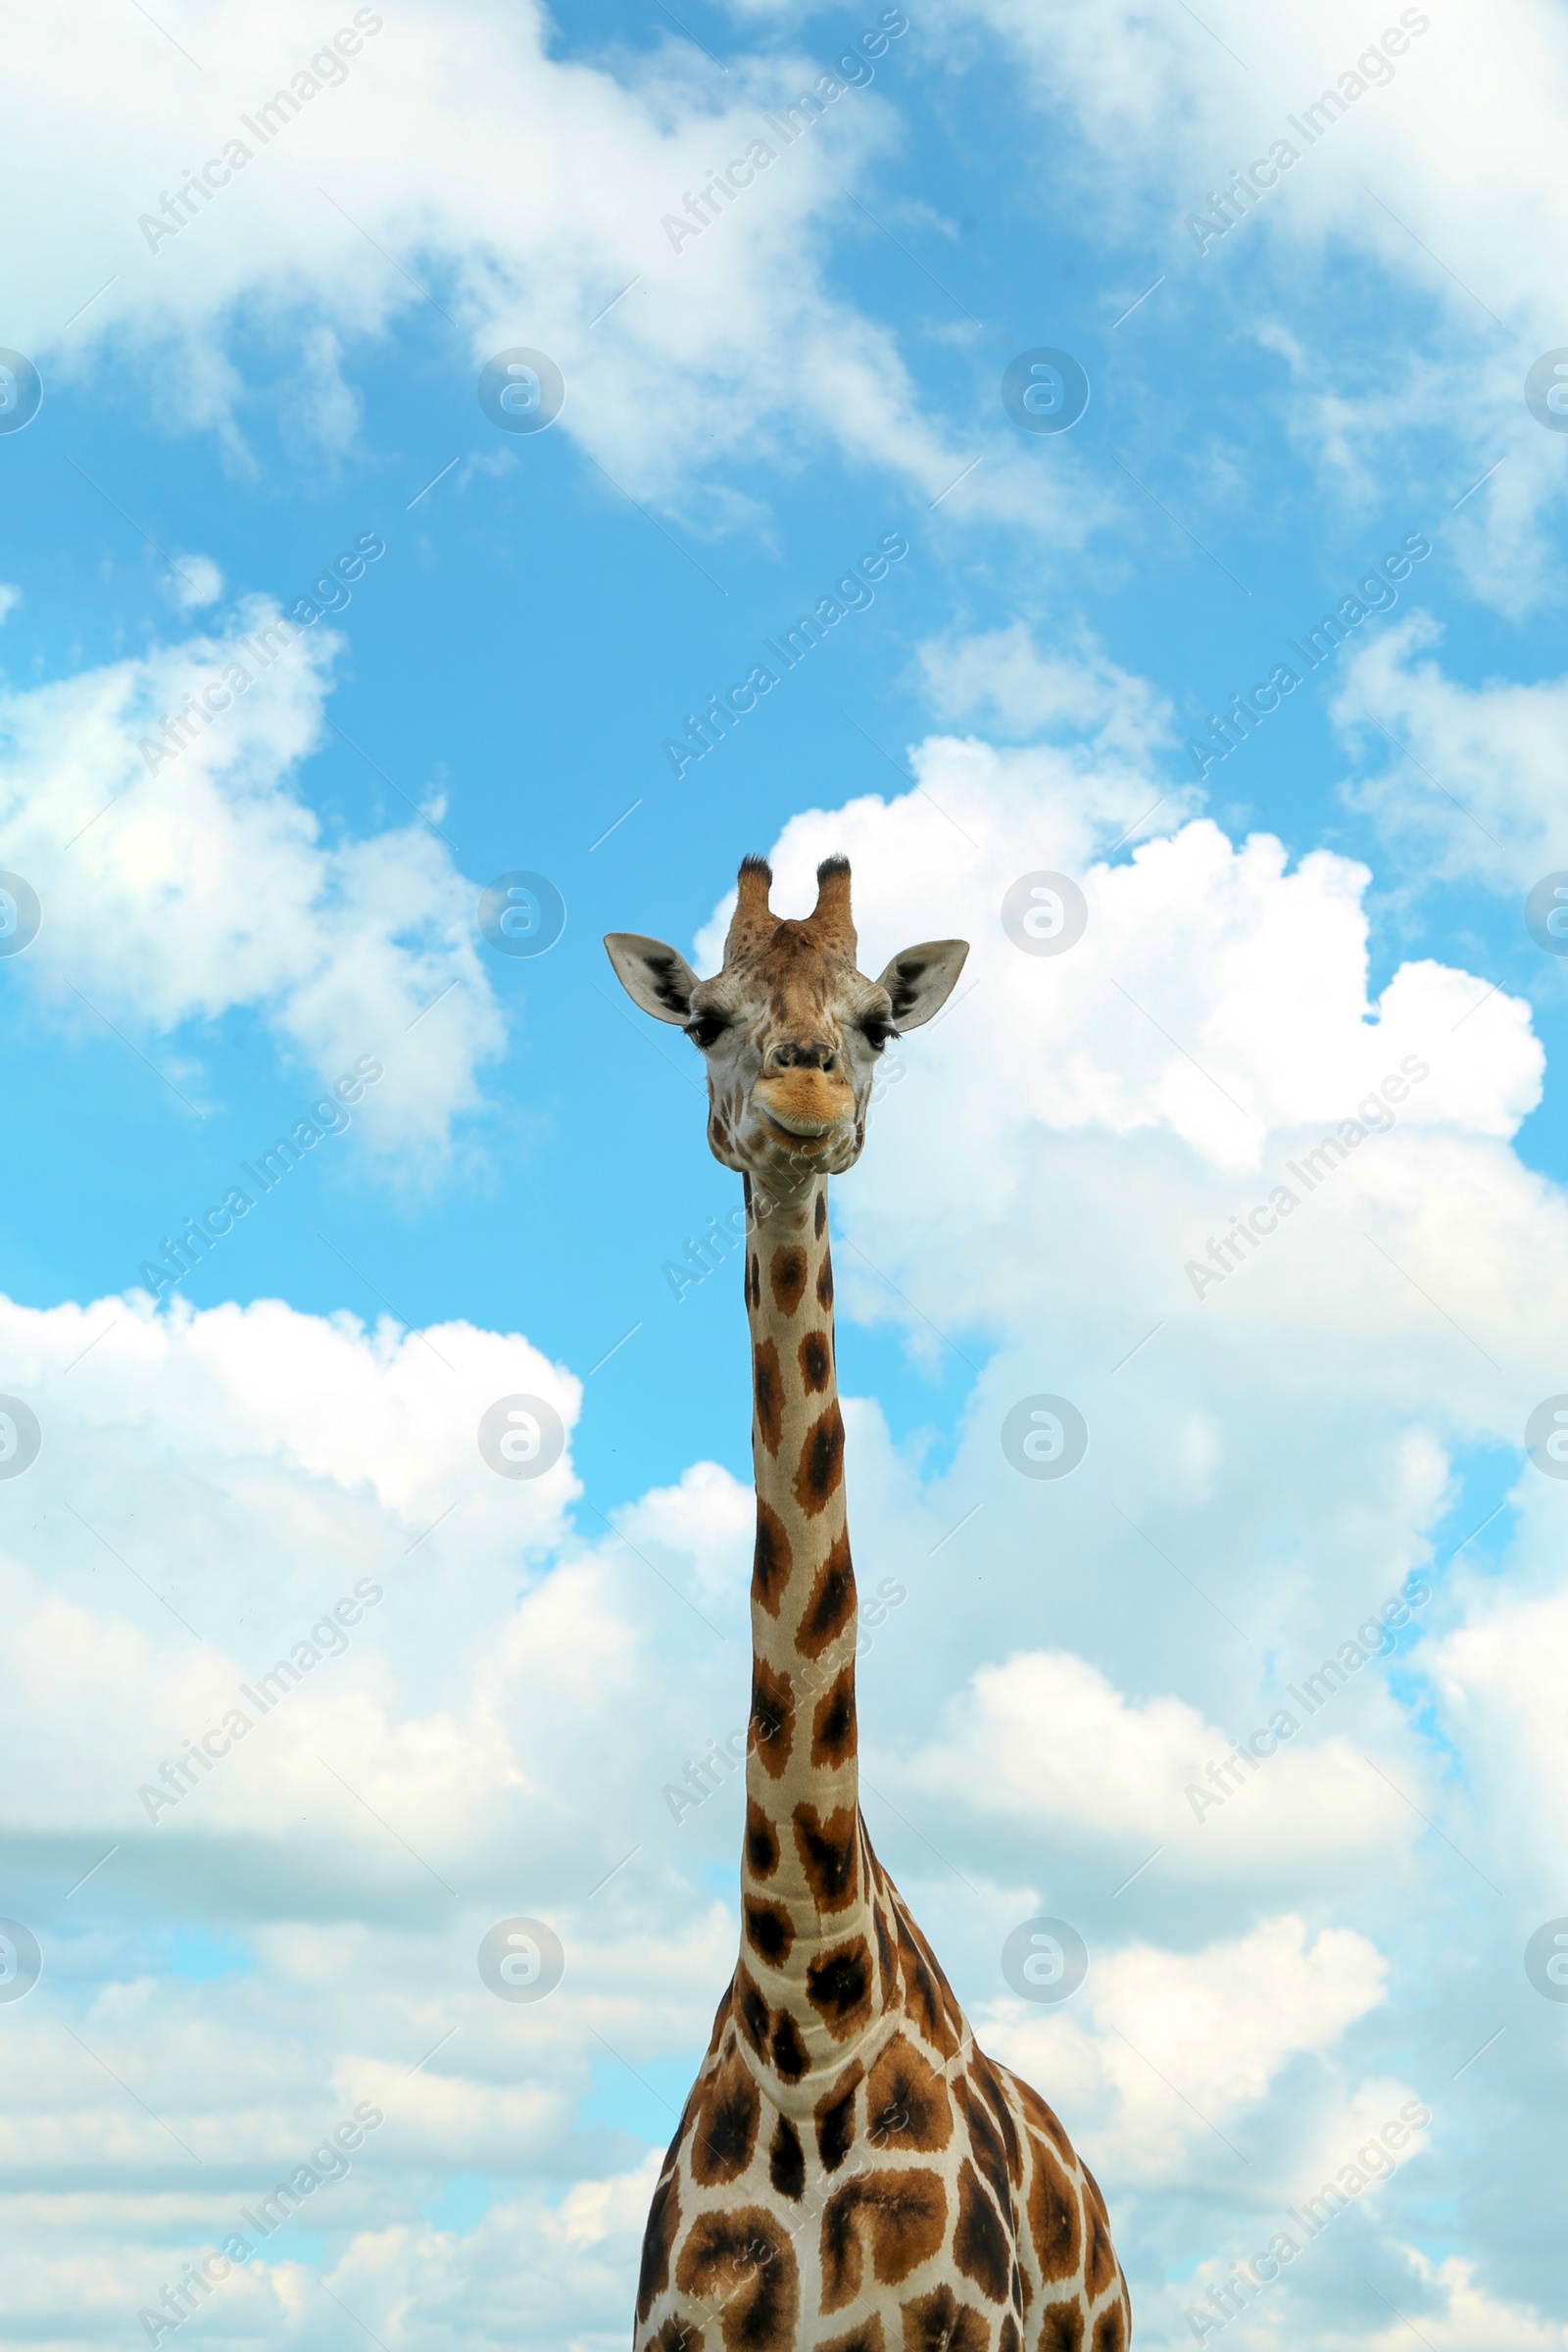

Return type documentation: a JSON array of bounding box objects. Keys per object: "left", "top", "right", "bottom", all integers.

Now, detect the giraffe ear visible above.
[
  {"left": 873, "top": 940, "right": 969, "bottom": 1029},
  {"left": 604, "top": 933, "right": 701, "bottom": 1024}
]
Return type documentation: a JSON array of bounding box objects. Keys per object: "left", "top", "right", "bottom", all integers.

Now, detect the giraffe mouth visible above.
[
  {"left": 756, "top": 1104, "right": 843, "bottom": 1142},
  {"left": 752, "top": 1071, "right": 856, "bottom": 1145}
]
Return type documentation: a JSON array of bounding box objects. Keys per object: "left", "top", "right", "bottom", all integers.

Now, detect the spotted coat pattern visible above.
[{"left": 635, "top": 1180, "right": 1131, "bottom": 2352}]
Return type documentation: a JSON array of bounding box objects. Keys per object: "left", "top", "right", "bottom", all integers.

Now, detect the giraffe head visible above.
[{"left": 606, "top": 856, "right": 967, "bottom": 1194}]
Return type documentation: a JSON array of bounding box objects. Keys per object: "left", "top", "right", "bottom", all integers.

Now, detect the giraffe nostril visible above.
[{"left": 774, "top": 1039, "right": 835, "bottom": 1072}]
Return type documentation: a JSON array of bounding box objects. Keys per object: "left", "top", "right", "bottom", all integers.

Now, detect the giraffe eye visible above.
[
  {"left": 685, "top": 1012, "right": 728, "bottom": 1051},
  {"left": 860, "top": 1015, "right": 898, "bottom": 1052}
]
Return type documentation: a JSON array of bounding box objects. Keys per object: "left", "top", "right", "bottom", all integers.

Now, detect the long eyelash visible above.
[
  {"left": 861, "top": 1017, "right": 899, "bottom": 1051},
  {"left": 685, "top": 1014, "right": 727, "bottom": 1050}
]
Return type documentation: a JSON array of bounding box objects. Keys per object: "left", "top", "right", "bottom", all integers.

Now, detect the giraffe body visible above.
[{"left": 608, "top": 860, "right": 1130, "bottom": 2352}]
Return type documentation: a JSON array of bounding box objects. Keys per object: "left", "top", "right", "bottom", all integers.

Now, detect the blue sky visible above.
[{"left": 3, "top": 1, "right": 1568, "bottom": 2347}]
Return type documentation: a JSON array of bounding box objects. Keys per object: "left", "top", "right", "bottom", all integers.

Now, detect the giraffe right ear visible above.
[{"left": 603, "top": 933, "right": 702, "bottom": 1024}]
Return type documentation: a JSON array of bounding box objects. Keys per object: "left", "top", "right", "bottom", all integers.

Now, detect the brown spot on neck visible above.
[
  {"left": 820, "top": 2171, "right": 948, "bottom": 2315},
  {"left": 794, "top": 1802, "right": 860, "bottom": 1910},
  {"left": 954, "top": 2156, "right": 1012, "bottom": 2303},
  {"left": 770, "top": 2008, "right": 808, "bottom": 2082},
  {"left": 744, "top": 1798, "right": 780, "bottom": 1880},
  {"left": 771, "top": 1246, "right": 809, "bottom": 1316},
  {"left": 752, "top": 1338, "right": 782, "bottom": 1457},
  {"left": 1026, "top": 2134, "right": 1083, "bottom": 2282},
  {"left": 675, "top": 2210, "right": 800, "bottom": 2346},
  {"left": 751, "top": 1499, "right": 792, "bottom": 1615},
  {"left": 769, "top": 2113, "right": 806, "bottom": 2201},
  {"left": 956, "top": 2068, "right": 1015, "bottom": 2218},
  {"left": 1092, "top": 2298, "right": 1128, "bottom": 2352},
  {"left": 734, "top": 1963, "right": 770, "bottom": 2058},
  {"left": 1083, "top": 2167, "right": 1119, "bottom": 2296},
  {"left": 894, "top": 1908, "right": 962, "bottom": 2059},
  {"left": 816, "top": 2070, "right": 858, "bottom": 2172},
  {"left": 743, "top": 1896, "right": 795, "bottom": 1968},
  {"left": 798, "top": 1527, "right": 855, "bottom": 1656},
  {"left": 807, "top": 1936, "right": 873, "bottom": 2040},
  {"left": 635, "top": 2171, "right": 679, "bottom": 2326},
  {"left": 865, "top": 2034, "right": 954, "bottom": 2152},
  {"left": 900, "top": 2282, "right": 991, "bottom": 2352},
  {"left": 749, "top": 1658, "right": 795, "bottom": 1779},
  {"left": 689, "top": 2050, "right": 760, "bottom": 2186},
  {"left": 810, "top": 1667, "right": 858, "bottom": 1767},
  {"left": 650, "top": 2321, "right": 705, "bottom": 2352},
  {"left": 793, "top": 1400, "right": 845, "bottom": 1515}
]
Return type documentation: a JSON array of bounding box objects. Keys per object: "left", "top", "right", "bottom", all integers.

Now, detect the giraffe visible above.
[{"left": 606, "top": 855, "right": 1130, "bottom": 2352}]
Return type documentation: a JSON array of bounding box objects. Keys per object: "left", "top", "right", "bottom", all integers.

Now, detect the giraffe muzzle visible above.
[{"left": 751, "top": 1070, "right": 856, "bottom": 1143}]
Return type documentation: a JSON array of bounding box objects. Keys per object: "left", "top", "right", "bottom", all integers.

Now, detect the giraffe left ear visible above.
[
  {"left": 604, "top": 933, "right": 702, "bottom": 1024},
  {"left": 874, "top": 940, "right": 969, "bottom": 1029}
]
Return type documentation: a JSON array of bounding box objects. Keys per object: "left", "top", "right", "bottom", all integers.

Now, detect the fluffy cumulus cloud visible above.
[
  {"left": 979, "top": 1913, "right": 1389, "bottom": 2184},
  {"left": 0, "top": 591, "right": 506, "bottom": 1157},
  {"left": 893, "top": 1647, "right": 1413, "bottom": 1881},
  {"left": 0, "top": 1284, "right": 728, "bottom": 2347}
]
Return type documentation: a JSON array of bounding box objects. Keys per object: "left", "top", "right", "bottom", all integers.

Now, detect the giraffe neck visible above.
[{"left": 736, "top": 1172, "right": 881, "bottom": 2105}]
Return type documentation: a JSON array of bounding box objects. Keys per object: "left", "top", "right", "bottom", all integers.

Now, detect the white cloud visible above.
[
  {"left": 929, "top": 0, "right": 1568, "bottom": 597},
  {"left": 612, "top": 1458, "right": 753, "bottom": 1605},
  {"left": 3, "top": 0, "right": 1086, "bottom": 526},
  {"left": 1334, "top": 613, "right": 1568, "bottom": 892},
  {"left": 322, "top": 2157, "right": 662, "bottom": 2352},
  {"left": 894, "top": 1647, "right": 1413, "bottom": 1876},
  {"left": 166, "top": 554, "right": 223, "bottom": 611},
  {"left": 0, "top": 1288, "right": 581, "bottom": 1835},
  {"left": 0, "top": 1270, "right": 751, "bottom": 2342},
  {"left": 1429, "top": 1582, "right": 1568, "bottom": 1900},
  {"left": 979, "top": 1914, "right": 1388, "bottom": 2182},
  {"left": 0, "top": 596, "right": 506, "bottom": 1157},
  {"left": 0, "top": 582, "right": 22, "bottom": 624},
  {"left": 706, "top": 728, "right": 1539, "bottom": 1191},
  {"left": 918, "top": 618, "right": 1181, "bottom": 763},
  {"left": 1359, "top": 2256, "right": 1568, "bottom": 2352},
  {"left": 933, "top": 0, "right": 1566, "bottom": 329}
]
